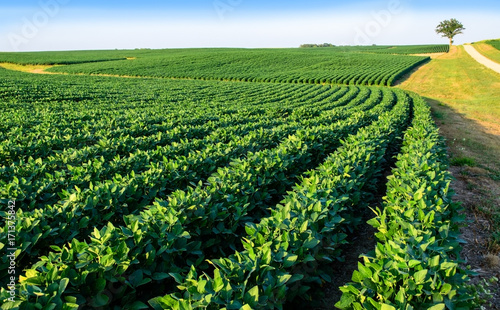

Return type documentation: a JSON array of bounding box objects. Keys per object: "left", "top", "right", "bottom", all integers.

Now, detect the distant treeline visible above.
[{"left": 299, "top": 43, "right": 335, "bottom": 48}]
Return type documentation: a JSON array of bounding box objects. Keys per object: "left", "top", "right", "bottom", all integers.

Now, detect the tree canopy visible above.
[
  {"left": 436, "top": 18, "right": 465, "bottom": 49},
  {"left": 299, "top": 43, "right": 335, "bottom": 48}
]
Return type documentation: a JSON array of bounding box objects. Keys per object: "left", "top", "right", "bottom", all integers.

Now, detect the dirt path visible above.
[
  {"left": 0, "top": 62, "right": 56, "bottom": 74},
  {"left": 409, "top": 52, "right": 446, "bottom": 59},
  {"left": 464, "top": 44, "right": 500, "bottom": 74}
]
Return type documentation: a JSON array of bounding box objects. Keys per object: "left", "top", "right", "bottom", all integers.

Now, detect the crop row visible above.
[
  {"left": 146, "top": 89, "right": 412, "bottom": 310},
  {"left": 0, "top": 54, "right": 474, "bottom": 310},
  {"left": 1, "top": 85, "right": 357, "bottom": 209},
  {"left": 0, "top": 45, "right": 450, "bottom": 66},
  {"left": 365, "top": 45, "right": 450, "bottom": 55},
  {"left": 0, "top": 89, "right": 408, "bottom": 309},
  {"left": 190, "top": 57, "right": 429, "bottom": 87},
  {"left": 0, "top": 73, "right": 334, "bottom": 164},
  {"left": 0, "top": 86, "right": 404, "bottom": 309},
  {"left": 336, "top": 93, "right": 473, "bottom": 309},
  {"left": 0, "top": 79, "right": 382, "bottom": 267},
  {"left": 0, "top": 81, "right": 308, "bottom": 140},
  {"left": 42, "top": 48, "right": 429, "bottom": 86},
  {"left": 3, "top": 89, "right": 386, "bottom": 272},
  {"left": 2, "top": 86, "right": 384, "bottom": 271}
]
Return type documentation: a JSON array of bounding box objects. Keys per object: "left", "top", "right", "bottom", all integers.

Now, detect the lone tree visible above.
[{"left": 436, "top": 18, "right": 465, "bottom": 50}]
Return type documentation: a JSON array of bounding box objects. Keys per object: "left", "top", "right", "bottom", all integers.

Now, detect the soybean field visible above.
[
  {"left": 0, "top": 47, "right": 432, "bottom": 86},
  {"left": 0, "top": 45, "right": 474, "bottom": 310}
]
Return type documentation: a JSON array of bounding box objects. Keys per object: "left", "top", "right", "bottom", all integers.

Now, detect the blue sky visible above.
[{"left": 1, "top": 0, "right": 499, "bottom": 51}]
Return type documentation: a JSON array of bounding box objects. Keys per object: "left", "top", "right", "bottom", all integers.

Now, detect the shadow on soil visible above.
[
  {"left": 426, "top": 97, "right": 500, "bottom": 309},
  {"left": 424, "top": 97, "right": 500, "bottom": 177}
]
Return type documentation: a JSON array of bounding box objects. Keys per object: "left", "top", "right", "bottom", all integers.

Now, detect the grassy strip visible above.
[
  {"left": 0, "top": 62, "right": 57, "bottom": 73},
  {"left": 472, "top": 42, "right": 500, "bottom": 64},
  {"left": 485, "top": 39, "right": 500, "bottom": 50},
  {"left": 335, "top": 93, "right": 474, "bottom": 309},
  {"left": 398, "top": 46, "right": 500, "bottom": 130}
]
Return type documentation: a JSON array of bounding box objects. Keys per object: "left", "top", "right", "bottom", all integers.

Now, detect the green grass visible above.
[
  {"left": 451, "top": 156, "right": 476, "bottom": 167},
  {"left": 398, "top": 46, "right": 500, "bottom": 166},
  {"left": 472, "top": 41, "right": 500, "bottom": 64},
  {"left": 485, "top": 39, "right": 500, "bottom": 51}
]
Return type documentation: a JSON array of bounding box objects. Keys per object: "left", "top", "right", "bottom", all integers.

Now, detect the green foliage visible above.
[
  {"left": 485, "top": 39, "right": 500, "bottom": 51},
  {"left": 0, "top": 67, "right": 395, "bottom": 308},
  {"left": 450, "top": 156, "right": 476, "bottom": 167},
  {"left": 299, "top": 43, "right": 335, "bottom": 48},
  {"left": 0, "top": 50, "right": 127, "bottom": 65},
  {"left": 148, "top": 90, "right": 412, "bottom": 309},
  {"left": 0, "top": 47, "right": 429, "bottom": 86},
  {"left": 336, "top": 93, "right": 476, "bottom": 309},
  {"left": 361, "top": 45, "right": 449, "bottom": 54},
  {"left": 435, "top": 19, "right": 466, "bottom": 46},
  {"left": 0, "top": 52, "right": 474, "bottom": 309}
]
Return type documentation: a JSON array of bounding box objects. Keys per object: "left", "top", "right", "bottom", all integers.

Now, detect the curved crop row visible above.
[
  {"left": 42, "top": 49, "right": 429, "bottom": 87},
  {"left": 145, "top": 90, "right": 411, "bottom": 310},
  {"left": 336, "top": 93, "right": 473, "bottom": 309},
  {"left": 3, "top": 109, "right": 377, "bottom": 308},
  {"left": 1, "top": 85, "right": 350, "bottom": 210},
  {"left": 1, "top": 86, "right": 372, "bottom": 262},
  {"left": 0, "top": 86, "right": 400, "bottom": 309},
  {"left": 365, "top": 45, "right": 450, "bottom": 55},
  {"left": 0, "top": 48, "right": 474, "bottom": 310}
]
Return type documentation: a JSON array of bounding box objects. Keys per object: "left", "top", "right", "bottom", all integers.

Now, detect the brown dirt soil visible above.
[
  {"left": 409, "top": 52, "right": 447, "bottom": 59},
  {"left": 0, "top": 62, "right": 56, "bottom": 74},
  {"left": 30, "top": 68, "right": 56, "bottom": 74},
  {"left": 319, "top": 217, "right": 377, "bottom": 309},
  {"left": 292, "top": 206, "right": 378, "bottom": 310},
  {"left": 451, "top": 165, "right": 500, "bottom": 309}
]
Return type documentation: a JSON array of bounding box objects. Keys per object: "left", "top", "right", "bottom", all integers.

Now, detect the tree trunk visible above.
[{"left": 449, "top": 37, "right": 453, "bottom": 52}]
